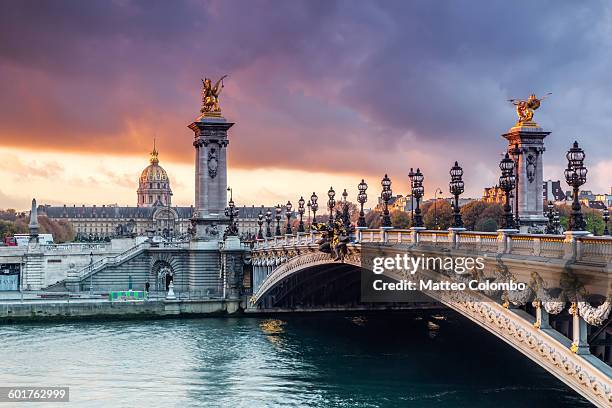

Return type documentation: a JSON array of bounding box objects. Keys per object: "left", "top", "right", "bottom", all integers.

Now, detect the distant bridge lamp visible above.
[
  {"left": 357, "top": 179, "right": 368, "bottom": 228},
  {"left": 564, "top": 141, "right": 588, "bottom": 232},
  {"left": 297, "top": 196, "right": 305, "bottom": 233},
  {"left": 310, "top": 192, "right": 319, "bottom": 225},
  {"left": 285, "top": 201, "right": 293, "bottom": 235},
  {"left": 265, "top": 208, "right": 273, "bottom": 238},
  {"left": 411, "top": 168, "right": 425, "bottom": 228},
  {"left": 381, "top": 174, "right": 392, "bottom": 228},
  {"left": 603, "top": 208, "right": 610, "bottom": 236},
  {"left": 327, "top": 187, "right": 336, "bottom": 225},
  {"left": 449, "top": 161, "right": 464, "bottom": 228},
  {"left": 274, "top": 205, "right": 282, "bottom": 236},
  {"left": 257, "top": 209, "right": 264, "bottom": 240},
  {"left": 499, "top": 153, "right": 517, "bottom": 229}
]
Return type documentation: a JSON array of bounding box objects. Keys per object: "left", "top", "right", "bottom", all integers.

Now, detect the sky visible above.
[{"left": 1, "top": 0, "right": 611, "bottom": 210}]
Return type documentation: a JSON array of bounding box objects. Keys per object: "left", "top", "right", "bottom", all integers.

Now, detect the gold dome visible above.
[{"left": 139, "top": 141, "right": 169, "bottom": 183}]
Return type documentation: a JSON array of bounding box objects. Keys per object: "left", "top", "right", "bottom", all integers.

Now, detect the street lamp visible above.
[
  {"left": 499, "top": 153, "right": 516, "bottom": 229},
  {"left": 224, "top": 192, "right": 239, "bottom": 237},
  {"left": 603, "top": 208, "right": 609, "bottom": 236},
  {"left": 433, "top": 187, "right": 443, "bottom": 230},
  {"left": 357, "top": 179, "right": 368, "bottom": 228},
  {"left": 275, "top": 204, "right": 282, "bottom": 236},
  {"left": 564, "top": 141, "right": 588, "bottom": 231},
  {"left": 412, "top": 168, "right": 424, "bottom": 228},
  {"left": 327, "top": 187, "right": 336, "bottom": 225},
  {"left": 381, "top": 174, "right": 392, "bottom": 228},
  {"left": 408, "top": 167, "right": 415, "bottom": 224},
  {"left": 285, "top": 201, "right": 293, "bottom": 235},
  {"left": 310, "top": 192, "right": 319, "bottom": 225},
  {"left": 545, "top": 201, "right": 556, "bottom": 234},
  {"left": 265, "top": 208, "right": 272, "bottom": 238},
  {"left": 449, "top": 161, "right": 464, "bottom": 228},
  {"left": 257, "top": 209, "right": 264, "bottom": 239},
  {"left": 298, "top": 196, "right": 305, "bottom": 233},
  {"left": 509, "top": 143, "right": 522, "bottom": 227}
]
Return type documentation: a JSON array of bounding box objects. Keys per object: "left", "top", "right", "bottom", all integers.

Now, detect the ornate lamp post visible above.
[
  {"left": 564, "top": 141, "right": 588, "bottom": 232},
  {"left": 411, "top": 168, "right": 424, "bottom": 228},
  {"left": 265, "top": 208, "right": 272, "bottom": 238},
  {"left": 285, "top": 201, "right": 293, "bottom": 234},
  {"left": 603, "top": 208, "right": 610, "bottom": 236},
  {"left": 554, "top": 211, "right": 560, "bottom": 234},
  {"left": 224, "top": 194, "right": 239, "bottom": 237},
  {"left": 274, "top": 204, "right": 282, "bottom": 236},
  {"left": 408, "top": 168, "right": 415, "bottom": 224},
  {"left": 545, "top": 201, "right": 556, "bottom": 234},
  {"left": 327, "top": 187, "right": 336, "bottom": 225},
  {"left": 310, "top": 192, "right": 318, "bottom": 225},
  {"left": 433, "top": 187, "right": 443, "bottom": 230},
  {"left": 381, "top": 174, "right": 392, "bottom": 228},
  {"left": 257, "top": 209, "right": 264, "bottom": 239},
  {"left": 509, "top": 143, "right": 521, "bottom": 227},
  {"left": 357, "top": 179, "right": 368, "bottom": 228},
  {"left": 499, "top": 153, "right": 516, "bottom": 230},
  {"left": 449, "top": 161, "right": 464, "bottom": 228},
  {"left": 297, "top": 196, "right": 305, "bottom": 232}
]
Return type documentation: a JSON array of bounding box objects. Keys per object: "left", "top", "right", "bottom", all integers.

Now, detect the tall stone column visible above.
[
  {"left": 502, "top": 124, "right": 549, "bottom": 233},
  {"left": 188, "top": 116, "right": 234, "bottom": 241}
]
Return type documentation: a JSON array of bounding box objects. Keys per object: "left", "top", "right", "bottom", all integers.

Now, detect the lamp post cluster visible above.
[
  {"left": 509, "top": 143, "right": 522, "bottom": 227},
  {"left": 449, "top": 161, "right": 464, "bottom": 228},
  {"left": 380, "top": 174, "right": 392, "bottom": 228},
  {"left": 604, "top": 208, "right": 610, "bottom": 236},
  {"left": 564, "top": 141, "right": 588, "bottom": 232},
  {"left": 498, "top": 153, "right": 517, "bottom": 230}
]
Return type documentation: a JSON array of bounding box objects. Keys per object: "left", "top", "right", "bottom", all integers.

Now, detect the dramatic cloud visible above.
[{"left": 0, "top": 0, "right": 611, "bottom": 209}]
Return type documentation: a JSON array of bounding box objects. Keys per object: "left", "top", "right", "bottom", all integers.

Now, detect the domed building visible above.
[{"left": 137, "top": 143, "right": 172, "bottom": 207}]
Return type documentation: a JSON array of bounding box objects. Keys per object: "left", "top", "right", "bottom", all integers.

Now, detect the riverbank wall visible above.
[{"left": 0, "top": 299, "right": 243, "bottom": 323}]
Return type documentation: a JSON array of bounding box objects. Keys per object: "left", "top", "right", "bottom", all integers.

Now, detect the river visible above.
[{"left": 0, "top": 312, "right": 590, "bottom": 407}]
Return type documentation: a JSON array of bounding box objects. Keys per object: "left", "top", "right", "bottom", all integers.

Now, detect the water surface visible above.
[{"left": 0, "top": 312, "right": 589, "bottom": 407}]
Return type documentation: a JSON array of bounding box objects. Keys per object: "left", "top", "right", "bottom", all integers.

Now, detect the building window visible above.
[
  {"left": 149, "top": 195, "right": 153, "bottom": 203},
  {"left": 157, "top": 183, "right": 160, "bottom": 189},
  {"left": 149, "top": 183, "right": 152, "bottom": 189}
]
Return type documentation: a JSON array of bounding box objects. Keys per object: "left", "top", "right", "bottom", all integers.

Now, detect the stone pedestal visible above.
[
  {"left": 188, "top": 115, "right": 234, "bottom": 240},
  {"left": 502, "top": 124, "right": 550, "bottom": 233}
]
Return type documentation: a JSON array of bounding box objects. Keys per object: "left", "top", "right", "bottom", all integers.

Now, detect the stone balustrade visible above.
[{"left": 253, "top": 228, "right": 612, "bottom": 263}]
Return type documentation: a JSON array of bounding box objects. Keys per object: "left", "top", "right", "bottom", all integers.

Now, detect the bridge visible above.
[{"left": 250, "top": 227, "right": 612, "bottom": 407}]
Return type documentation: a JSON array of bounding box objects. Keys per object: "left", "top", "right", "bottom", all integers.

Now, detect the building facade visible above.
[{"left": 40, "top": 147, "right": 193, "bottom": 241}]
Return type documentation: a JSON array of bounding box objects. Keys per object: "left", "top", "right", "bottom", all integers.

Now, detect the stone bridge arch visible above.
[{"left": 251, "top": 246, "right": 612, "bottom": 406}]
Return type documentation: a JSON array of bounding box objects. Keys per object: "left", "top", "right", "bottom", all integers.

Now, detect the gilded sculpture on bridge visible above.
[
  {"left": 313, "top": 212, "right": 352, "bottom": 262},
  {"left": 201, "top": 75, "right": 227, "bottom": 115},
  {"left": 508, "top": 93, "right": 551, "bottom": 126}
]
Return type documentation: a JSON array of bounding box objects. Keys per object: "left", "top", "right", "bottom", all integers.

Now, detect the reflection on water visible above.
[{"left": 0, "top": 312, "right": 589, "bottom": 408}]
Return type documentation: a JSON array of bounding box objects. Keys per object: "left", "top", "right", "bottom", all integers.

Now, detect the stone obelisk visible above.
[
  {"left": 502, "top": 94, "right": 550, "bottom": 233},
  {"left": 189, "top": 76, "right": 233, "bottom": 243}
]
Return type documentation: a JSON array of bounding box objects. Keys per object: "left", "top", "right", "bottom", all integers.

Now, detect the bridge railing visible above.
[{"left": 252, "top": 228, "right": 612, "bottom": 263}]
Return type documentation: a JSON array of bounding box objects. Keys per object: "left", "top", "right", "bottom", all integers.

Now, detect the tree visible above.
[
  {"left": 391, "top": 210, "right": 410, "bottom": 228},
  {"left": 422, "top": 200, "right": 453, "bottom": 230},
  {"left": 365, "top": 210, "right": 381, "bottom": 228},
  {"left": 460, "top": 200, "right": 503, "bottom": 231}
]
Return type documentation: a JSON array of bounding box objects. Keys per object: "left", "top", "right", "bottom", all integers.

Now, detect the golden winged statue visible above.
[
  {"left": 508, "top": 93, "right": 551, "bottom": 126},
  {"left": 201, "top": 75, "right": 228, "bottom": 114}
]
